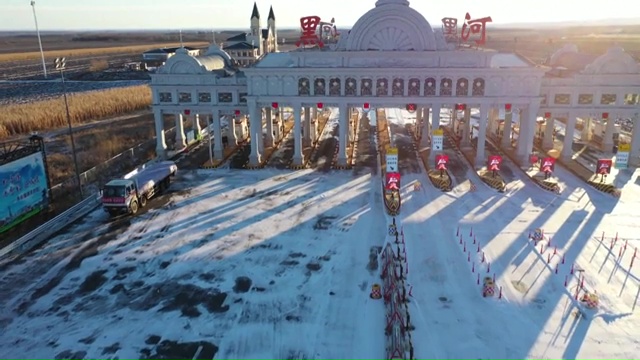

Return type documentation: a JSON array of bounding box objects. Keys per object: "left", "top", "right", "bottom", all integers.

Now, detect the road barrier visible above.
[
  {"left": 0, "top": 192, "right": 102, "bottom": 260},
  {"left": 381, "top": 219, "right": 414, "bottom": 360}
]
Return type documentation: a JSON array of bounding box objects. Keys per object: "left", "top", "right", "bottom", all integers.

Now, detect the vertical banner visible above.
[
  {"left": 386, "top": 147, "right": 399, "bottom": 172},
  {"left": 432, "top": 129, "right": 444, "bottom": 151},
  {"left": 615, "top": 143, "right": 630, "bottom": 169},
  {"left": 596, "top": 159, "right": 612, "bottom": 175}
]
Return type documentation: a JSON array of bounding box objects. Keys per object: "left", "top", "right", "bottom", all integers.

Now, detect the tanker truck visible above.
[{"left": 101, "top": 161, "right": 177, "bottom": 216}]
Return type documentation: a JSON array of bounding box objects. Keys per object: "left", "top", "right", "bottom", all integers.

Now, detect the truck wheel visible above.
[
  {"left": 140, "top": 195, "right": 147, "bottom": 207},
  {"left": 130, "top": 200, "right": 139, "bottom": 215}
]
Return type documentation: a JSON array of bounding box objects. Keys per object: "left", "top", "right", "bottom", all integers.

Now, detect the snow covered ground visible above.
[
  {"left": 387, "top": 108, "right": 640, "bottom": 359},
  {"left": 1, "top": 107, "right": 639, "bottom": 359},
  {"left": 0, "top": 169, "right": 387, "bottom": 359}
]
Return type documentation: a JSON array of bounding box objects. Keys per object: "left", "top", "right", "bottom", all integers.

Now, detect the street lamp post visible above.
[
  {"left": 55, "top": 57, "right": 83, "bottom": 199},
  {"left": 30, "top": 1, "right": 47, "bottom": 79}
]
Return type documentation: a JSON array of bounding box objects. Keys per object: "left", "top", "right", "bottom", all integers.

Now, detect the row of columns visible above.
[
  {"left": 552, "top": 113, "right": 640, "bottom": 160},
  {"left": 249, "top": 102, "right": 355, "bottom": 166},
  {"left": 415, "top": 103, "right": 539, "bottom": 166}
]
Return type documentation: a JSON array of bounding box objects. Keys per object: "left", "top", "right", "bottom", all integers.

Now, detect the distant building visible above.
[
  {"left": 222, "top": 2, "right": 278, "bottom": 67},
  {"left": 143, "top": 47, "right": 201, "bottom": 68}
]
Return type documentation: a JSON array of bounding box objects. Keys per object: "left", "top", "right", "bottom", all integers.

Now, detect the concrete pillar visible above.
[
  {"left": 257, "top": 113, "right": 265, "bottom": 154},
  {"left": 229, "top": 115, "right": 238, "bottom": 145},
  {"left": 603, "top": 115, "right": 616, "bottom": 149},
  {"left": 475, "top": 103, "right": 489, "bottom": 167},
  {"left": 213, "top": 109, "right": 223, "bottom": 159},
  {"left": 193, "top": 114, "right": 202, "bottom": 137},
  {"left": 543, "top": 114, "right": 555, "bottom": 149},
  {"left": 516, "top": 109, "right": 529, "bottom": 158},
  {"left": 265, "top": 107, "right": 274, "bottom": 147},
  {"left": 248, "top": 101, "right": 262, "bottom": 166},
  {"left": 338, "top": 104, "right": 348, "bottom": 166},
  {"left": 580, "top": 117, "right": 591, "bottom": 142},
  {"left": 292, "top": 104, "right": 304, "bottom": 165},
  {"left": 631, "top": 115, "right": 640, "bottom": 163},
  {"left": 274, "top": 108, "right": 282, "bottom": 141},
  {"left": 153, "top": 108, "right": 167, "bottom": 158},
  {"left": 416, "top": 106, "right": 423, "bottom": 139},
  {"left": 562, "top": 113, "right": 577, "bottom": 160},
  {"left": 419, "top": 106, "right": 430, "bottom": 149},
  {"left": 523, "top": 104, "right": 539, "bottom": 162},
  {"left": 303, "top": 106, "right": 312, "bottom": 145},
  {"left": 461, "top": 107, "right": 471, "bottom": 147},
  {"left": 429, "top": 104, "right": 441, "bottom": 163},
  {"left": 175, "top": 113, "right": 187, "bottom": 150},
  {"left": 502, "top": 110, "right": 513, "bottom": 148}
]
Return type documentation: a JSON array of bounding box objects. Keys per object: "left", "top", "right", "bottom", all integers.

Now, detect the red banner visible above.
[
  {"left": 487, "top": 155, "right": 502, "bottom": 171},
  {"left": 386, "top": 172, "right": 401, "bottom": 191},
  {"left": 435, "top": 154, "right": 449, "bottom": 171},
  {"left": 541, "top": 157, "right": 555, "bottom": 173},
  {"left": 596, "top": 159, "right": 612, "bottom": 175}
]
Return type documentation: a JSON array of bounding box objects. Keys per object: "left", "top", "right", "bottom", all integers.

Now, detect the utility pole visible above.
[
  {"left": 55, "top": 57, "right": 83, "bottom": 199},
  {"left": 30, "top": 1, "right": 47, "bottom": 78}
]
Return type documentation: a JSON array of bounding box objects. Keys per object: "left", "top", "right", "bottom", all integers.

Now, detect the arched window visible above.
[
  {"left": 456, "top": 78, "right": 468, "bottom": 96},
  {"left": 440, "top": 78, "right": 452, "bottom": 96},
  {"left": 392, "top": 78, "right": 404, "bottom": 96},
  {"left": 472, "top": 78, "right": 485, "bottom": 96},
  {"left": 329, "top": 78, "right": 341, "bottom": 96},
  {"left": 376, "top": 78, "right": 388, "bottom": 96},
  {"left": 298, "top": 78, "right": 310, "bottom": 96},
  {"left": 408, "top": 78, "right": 420, "bottom": 96},
  {"left": 345, "top": 78, "right": 357, "bottom": 96},
  {"left": 314, "top": 78, "right": 326, "bottom": 96},
  {"left": 424, "top": 78, "right": 436, "bottom": 96},
  {"left": 361, "top": 78, "right": 372, "bottom": 96}
]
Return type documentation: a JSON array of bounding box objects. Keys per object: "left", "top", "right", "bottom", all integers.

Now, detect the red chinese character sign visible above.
[
  {"left": 442, "top": 12, "right": 493, "bottom": 46},
  {"left": 386, "top": 172, "right": 401, "bottom": 191},
  {"left": 441, "top": 17, "right": 458, "bottom": 41},
  {"left": 596, "top": 159, "right": 612, "bottom": 175},
  {"left": 487, "top": 155, "right": 502, "bottom": 172},
  {"left": 296, "top": 16, "right": 324, "bottom": 48},
  {"left": 435, "top": 154, "right": 449, "bottom": 171},
  {"left": 541, "top": 157, "right": 555, "bottom": 173}
]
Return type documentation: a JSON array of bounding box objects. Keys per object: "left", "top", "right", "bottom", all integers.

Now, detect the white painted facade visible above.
[{"left": 150, "top": 0, "right": 640, "bottom": 167}]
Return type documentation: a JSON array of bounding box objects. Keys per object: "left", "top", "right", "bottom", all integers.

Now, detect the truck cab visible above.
[{"left": 102, "top": 179, "right": 139, "bottom": 216}]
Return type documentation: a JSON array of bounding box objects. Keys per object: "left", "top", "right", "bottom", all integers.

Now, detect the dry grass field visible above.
[
  {"left": 0, "top": 85, "right": 152, "bottom": 139},
  {"left": 0, "top": 42, "right": 209, "bottom": 62},
  {"left": 45, "top": 114, "right": 174, "bottom": 185}
]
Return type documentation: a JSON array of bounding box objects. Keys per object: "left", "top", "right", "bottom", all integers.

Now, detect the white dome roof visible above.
[{"left": 345, "top": 0, "right": 437, "bottom": 51}]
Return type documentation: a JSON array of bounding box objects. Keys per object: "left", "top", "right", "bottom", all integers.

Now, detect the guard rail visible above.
[{"left": 0, "top": 192, "right": 102, "bottom": 260}]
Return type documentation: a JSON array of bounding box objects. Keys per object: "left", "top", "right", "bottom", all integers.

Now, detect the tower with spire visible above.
[{"left": 268, "top": 5, "right": 277, "bottom": 52}]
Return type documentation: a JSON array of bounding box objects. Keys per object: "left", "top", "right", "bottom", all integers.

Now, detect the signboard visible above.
[
  {"left": 435, "top": 154, "right": 449, "bottom": 171},
  {"left": 386, "top": 147, "right": 399, "bottom": 172},
  {"left": 441, "top": 12, "right": 493, "bottom": 46},
  {"left": 596, "top": 159, "right": 612, "bottom": 175},
  {"left": 386, "top": 172, "right": 401, "bottom": 191},
  {"left": 487, "top": 155, "right": 502, "bottom": 171},
  {"left": 616, "top": 143, "right": 630, "bottom": 169},
  {"left": 295, "top": 15, "right": 340, "bottom": 48},
  {"left": 432, "top": 129, "right": 444, "bottom": 151},
  {"left": 0, "top": 152, "right": 49, "bottom": 234},
  {"left": 541, "top": 157, "right": 555, "bottom": 173}
]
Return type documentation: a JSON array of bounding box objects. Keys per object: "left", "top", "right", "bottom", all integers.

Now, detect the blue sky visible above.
[{"left": 2, "top": 0, "right": 639, "bottom": 31}]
